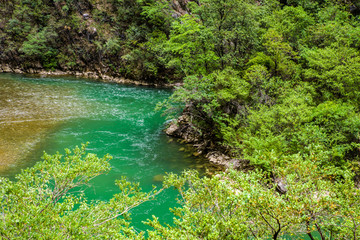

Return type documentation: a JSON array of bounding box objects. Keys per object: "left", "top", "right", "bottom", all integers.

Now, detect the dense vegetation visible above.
[
  {"left": 157, "top": 0, "right": 360, "bottom": 176},
  {"left": 0, "top": 0, "right": 175, "bottom": 82},
  {"left": 2, "top": 0, "right": 360, "bottom": 238},
  {"left": 2, "top": 145, "right": 360, "bottom": 239}
]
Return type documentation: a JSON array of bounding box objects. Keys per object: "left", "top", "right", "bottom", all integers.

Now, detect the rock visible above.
[
  {"left": 165, "top": 121, "right": 179, "bottom": 136},
  {"left": 0, "top": 65, "right": 12, "bottom": 72},
  {"left": 205, "top": 152, "right": 248, "bottom": 170},
  {"left": 182, "top": 129, "right": 199, "bottom": 143},
  {"left": 83, "top": 13, "right": 90, "bottom": 19},
  {"left": 172, "top": 12, "right": 181, "bottom": 18},
  {"left": 171, "top": 0, "right": 190, "bottom": 15},
  {"left": 90, "top": 27, "right": 97, "bottom": 34},
  {"left": 164, "top": 115, "right": 201, "bottom": 143},
  {"left": 225, "top": 159, "right": 242, "bottom": 169},
  {"left": 193, "top": 151, "right": 201, "bottom": 157},
  {"left": 14, "top": 69, "right": 23, "bottom": 74},
  {"left": 206, "top": 151, "right": 231, "bottom": 166},
  {"left": 274, "top": 177, "right": 287, "bottom": 194}
]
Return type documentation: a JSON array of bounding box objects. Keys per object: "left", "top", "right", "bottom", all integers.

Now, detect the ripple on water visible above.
[
  {"left": 0, "top": 75, "right": 93, "bottom": 173},
  {"left": 0, "top": 74, "right": 217, "bottom": 231}
]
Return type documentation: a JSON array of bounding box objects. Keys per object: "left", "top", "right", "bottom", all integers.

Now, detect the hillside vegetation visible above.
[
  {"left": 0, "top": 0, "right": 176, "bottom": 82},
  {"left": 1, "top": 0, "right": 360, "bottom": 239}
]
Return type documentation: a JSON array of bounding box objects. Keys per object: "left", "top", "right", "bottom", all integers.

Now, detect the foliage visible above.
[
  {"left": 157, "top": 0, "right": 360, "bottom": 174},
  {"left": 0, "top": 144, "right": 161, "bottom": 239},
  {"left": 269, "top": 6, "right": 315, "bottom": 48},
  {"left": 1, "top": 144, "right": 360, "bottom": 239},
  {"left": 2, "top": 0, "right": 360, "bottom": 237},
  {"left": 20, "top": 27, "right": 58, "bottom": 69},
  {"left": 165, "top": 14, "right": 219, "bottom": 76},
  {"left": 302, "top": 46, "right": 360, "bottom": 104},
  {"left": 147, "top": 156, "right": 360, "bottom": 239}
]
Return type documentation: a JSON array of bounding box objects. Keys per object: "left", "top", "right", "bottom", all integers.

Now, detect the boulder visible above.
[
  {"left": 274, "top": 177, "right": 288, "bottom": 194},
  {"left": 225, "top": 159, "right": 242, "bottom": 169},
  {"left": 206, "top": 151, "right": 230, "bottom": 166},
  {"left": 165, "top": 116, "right": 201, "bottom": 143},
  {"left": 165, "top": 121, "right": 179, "bottom": 136}
]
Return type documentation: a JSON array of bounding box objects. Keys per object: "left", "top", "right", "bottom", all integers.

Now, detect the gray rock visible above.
[
  {"left": 225, "top": 159, "right": 242, "bottom": 169},
  {"left": 206, "top": 151, "right": 230, "bottom": 166},
  {"left": 165, "top": 121, "right": 179, "bottom": 136},
  {"left": 274, "top": 177, "right": 288, "bottom": 194}
]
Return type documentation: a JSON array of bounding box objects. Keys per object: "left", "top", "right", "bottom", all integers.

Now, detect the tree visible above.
[
  {"left": 164, "top": 14, "right": 219, "bottom": 76},
  {"left": 20, "top": 27, "right": 59, "bottom": 69},
  {"left": 194, "top": 0, "right": 261, "bottom": 70},
  {"left": 267, "top": 6, "right": 315, "bottom": 48},
  {"left": 1, "top": 145, "right": 360, "bottom": 239},
  {"left": 147, "top": 155, "right": 360, "bottom": 239},
  {"left": 302, "top": 46, "right": 360, "bottom": 104},
  {"left": 0, "top": 144, "right": 161, "bottom": 239}
]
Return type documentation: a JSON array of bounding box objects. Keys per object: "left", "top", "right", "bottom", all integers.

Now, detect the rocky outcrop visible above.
[
  {"left": 165, "top": 115, "right": 201, "bottom": 143},
  {"left": 206, "top": 151, "right": 247, "bottom": 169},
  {"left": 166, "top": 112, "right": 291, "bottom": 196},
  {"left": 166, "top": 110, "right": 249, "bottom": 170}
]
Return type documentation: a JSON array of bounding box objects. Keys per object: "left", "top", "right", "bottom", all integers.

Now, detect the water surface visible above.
[{"left": 0, "top": 73, "right": 214, "bottom": 230}]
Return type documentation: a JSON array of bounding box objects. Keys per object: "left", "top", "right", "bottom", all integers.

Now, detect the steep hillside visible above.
[{"left": 0, "top": 0, "right": 183, "bottom": 83}]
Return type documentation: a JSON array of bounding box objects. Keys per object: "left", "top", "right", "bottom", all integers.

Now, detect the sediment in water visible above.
[{"left": 0, "top": 75, "right": 89, "bottom": 172}]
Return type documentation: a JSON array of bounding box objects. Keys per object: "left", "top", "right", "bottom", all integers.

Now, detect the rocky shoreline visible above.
[
  {"left": 0, "top": 65, "right": 241, "bottom": 170},
  {"left": 165, "top": 109, "right": 250, "bottom": 171},
  {"left": 0, "top": 64, "right": 176, "bottom": 88},
  {"left": 165, "top": 113, "right": 290, "bottom": 193}
]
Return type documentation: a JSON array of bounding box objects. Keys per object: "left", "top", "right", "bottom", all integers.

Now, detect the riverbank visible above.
[
  {"left": 0, "top": 68, "right": 229, "bottom": 171},
  {"left": 0, "top": 64, "right": 178, "bottom": 88},
  {"left": 164, "top": 107, "right": 251, "bottom": 171}
]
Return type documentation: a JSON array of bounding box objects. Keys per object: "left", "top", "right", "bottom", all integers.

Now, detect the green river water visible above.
[
  {"left": 0, "top": 73, "right": 320, "bottom": 239},
  {"left": 0, "top": 73, "right": 216, "bottom": 232}
]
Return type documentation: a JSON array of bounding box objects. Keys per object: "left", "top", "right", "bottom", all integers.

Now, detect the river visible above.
[{"left": 0, "top": 73, "right": 216, "bottom": 231}]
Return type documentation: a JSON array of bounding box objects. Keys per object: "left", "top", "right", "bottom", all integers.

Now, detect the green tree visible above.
[
  {"left": 147, "top": 155, "right": 360, "bottom": 239},
  {"left": 0, "top": 144, "right": 161, "bottom": 239},
  {"left": 194, "top": 0, "right": 261, "bottom": 70},
  {"left": 304, "top": 5, "right": 360, "bottom": 48},
  {"left": 302, "top": 46, "right": 360, "bottom": 104},
  {"left": 268, "top": 6, "right": 315, "bottom": 48},
  {"left": 20, "top": 27, "right": 58, "bottom": 69},
  {"left": 164, "top": 14, "right": 219, "bottom": 76}
]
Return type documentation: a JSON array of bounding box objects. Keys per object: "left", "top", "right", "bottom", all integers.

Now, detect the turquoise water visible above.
[{"left": 0, "top": 73, "right": 214, "bottom": 231}]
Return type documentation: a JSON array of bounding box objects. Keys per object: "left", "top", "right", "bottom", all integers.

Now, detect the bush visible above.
[{"left": 0, "top": 144, "right": 161, "bottom": 239}]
